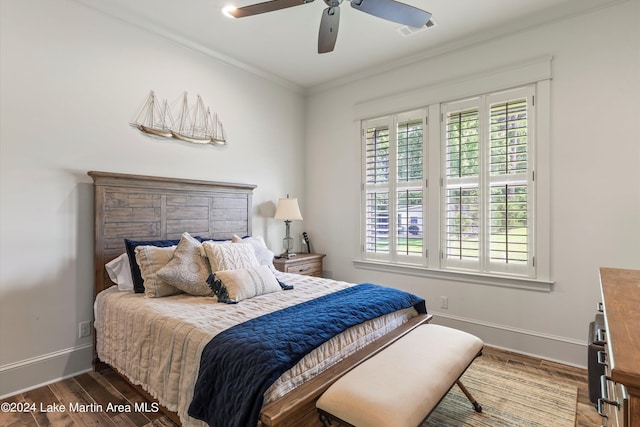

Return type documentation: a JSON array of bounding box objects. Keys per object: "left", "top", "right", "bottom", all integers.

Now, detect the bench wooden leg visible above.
[
  {"left": 319, "top": 413, "right": 332, "bottom": 427},
  {"left": 456, "top": 380, "right": 483, "bottom": 413}
]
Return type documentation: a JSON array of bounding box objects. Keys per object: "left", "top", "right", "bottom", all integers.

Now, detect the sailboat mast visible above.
[
  {"left": 148, "top": 92, "right": 155, "bottom": 127},
  {"left": 161, "top": 100, "right": 171, "bottom": 131},
  {"left": 190, "top": 96, "right": 202, "bottom": 137},
  {"left": 179, "top": 93, "right": 189, "bottom": 133}
]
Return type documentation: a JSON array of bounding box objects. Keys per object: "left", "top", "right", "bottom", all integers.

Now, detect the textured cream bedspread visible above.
[{"left": 94, "top": 273, "right": 417, "bottom": 426}]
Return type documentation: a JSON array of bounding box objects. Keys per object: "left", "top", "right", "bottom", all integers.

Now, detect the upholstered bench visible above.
[{"left": 316, "top": 324, "right": 483, "bottom": 427}]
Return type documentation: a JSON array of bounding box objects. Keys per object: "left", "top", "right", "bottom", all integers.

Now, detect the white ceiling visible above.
[{"left": 74, "top": 0, "right": 621, "bottom": 90}]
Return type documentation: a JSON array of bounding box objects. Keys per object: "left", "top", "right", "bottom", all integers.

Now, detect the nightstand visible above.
[{"left": 273, "top": 253, "right": 325, "bottom": 277}]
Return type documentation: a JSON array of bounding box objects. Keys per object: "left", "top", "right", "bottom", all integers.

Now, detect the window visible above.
[
  {"left": 361, "top": 86, "right": 537, "bottom": 280},
  {"left": 363, "top": 111, "right": 426, "bottom": 264},
  {"left": 442, "top": 87, "right": 534, "bottom": 277}
]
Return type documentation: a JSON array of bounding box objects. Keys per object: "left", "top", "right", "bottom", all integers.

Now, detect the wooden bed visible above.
[{"left": 89, "top": 171, "right": 431, "bottom": 427}]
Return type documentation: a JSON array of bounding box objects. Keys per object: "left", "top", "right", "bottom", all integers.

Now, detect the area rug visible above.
[{"left": 422, "top": 357, "right": 578, "bottom": 427}]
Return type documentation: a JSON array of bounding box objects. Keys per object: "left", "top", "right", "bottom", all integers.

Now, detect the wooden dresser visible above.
[
  {"left": 273, "top": 253, "right": 325, "bottom": 277},
  {"left": 598, "top": 267, "right": 640, "bottom": 426}
]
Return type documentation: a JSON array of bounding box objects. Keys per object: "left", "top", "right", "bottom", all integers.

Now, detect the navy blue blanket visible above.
[{"left": 188, "top": 283, "right": 426, "bottom": 427}]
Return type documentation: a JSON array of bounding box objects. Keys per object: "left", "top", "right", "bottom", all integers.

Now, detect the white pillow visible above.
[
  {"left": 213, "top": 265, "right": 282, "bottom": 303},
  {"left": 135, "top": 245, "right": 182, "bottom": 298},
  {"left": 105, "top": 253, "right": 134, "bottom": 291},
  {"left": 156, "top": 233, "right": 213, "bottom": 296},
  {"left": 202, "top": 241, "right": 260, "bottom": 272},
  {"left": 232, "top": 235, "right": 276, "bottom": 271}
]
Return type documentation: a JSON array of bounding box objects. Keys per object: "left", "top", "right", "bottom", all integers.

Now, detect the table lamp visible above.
[{"left": 274, "top": 195, "right": 303, "bottom": 258}]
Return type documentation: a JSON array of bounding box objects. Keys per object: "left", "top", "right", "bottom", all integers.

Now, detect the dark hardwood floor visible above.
[{"left": 0, "top": 346, "right": 601, "bottom": 427}]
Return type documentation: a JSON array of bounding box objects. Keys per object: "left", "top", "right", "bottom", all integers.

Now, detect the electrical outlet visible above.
[
  {"left": 440, "top": 296, "right": 449, "bottom": 309},
  {"left": 79, "top": 321, "right": 92, "bottom": 338}
]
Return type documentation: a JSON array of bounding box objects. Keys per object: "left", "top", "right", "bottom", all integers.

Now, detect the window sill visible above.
[{"left": 353, "top": 259, "right": 554, "bottom": 292}]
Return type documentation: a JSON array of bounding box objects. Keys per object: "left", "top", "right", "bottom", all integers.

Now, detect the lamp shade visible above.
[{"left": 274, "top": 197, "right": 303, "bottom": 221}]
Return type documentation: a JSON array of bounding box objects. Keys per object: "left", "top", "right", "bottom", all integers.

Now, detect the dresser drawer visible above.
[
  {"left": 599, "top": 375, "right": 630, "bottom": 427},
  {"left": 598, "top": 330, "right": 631, "bottom": 427}
]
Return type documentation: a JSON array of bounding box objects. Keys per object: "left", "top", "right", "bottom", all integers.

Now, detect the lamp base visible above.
[{"left": 277, "top": 221, "right": 296, "bottom": 259}]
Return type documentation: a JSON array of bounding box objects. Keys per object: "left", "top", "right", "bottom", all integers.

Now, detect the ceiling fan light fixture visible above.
[{"left": 222, "top": 5, "right": 239, "bottom": 18}]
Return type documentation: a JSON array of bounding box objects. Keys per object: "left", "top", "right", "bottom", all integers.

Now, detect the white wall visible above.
[
  {"left": 305, "top": 0, "right": 640, "bottom": 366},
  {"left": 0, "top": 0, "right": 306, "bottom": 396}
]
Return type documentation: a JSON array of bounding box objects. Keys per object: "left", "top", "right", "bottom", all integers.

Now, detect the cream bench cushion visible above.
[{"left": 316, "top": 324, "right": 483, "bottom": 427}]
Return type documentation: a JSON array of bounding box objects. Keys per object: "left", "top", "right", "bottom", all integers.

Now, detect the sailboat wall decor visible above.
[
  {"left": 129, "top": 91, "right": 173, "bottom": 138},
  {"left": 130, "top": 91, "right": 227, "bottom": 146}
]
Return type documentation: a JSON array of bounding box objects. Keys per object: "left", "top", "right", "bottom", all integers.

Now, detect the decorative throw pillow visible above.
[
  {"left": 125, "top": 238, "right": 182, "bottom": 293},
  {"left": 105, "top": 253, "right": 134, "bottom": 291},
  {"left": 156, "top": 233, "right": 213, "bottom": 296},
  {"left": 202, "top": 241, "right": 260, "bottom": 272},
  {"left": 209, "top": 264, "right": 282, "bottom": 303},
  {"left": 232, "top": 235, "right": 276, "bottom": 272},
  {"left": 134, "top": 245, "right": 182, "bottom": 298}
]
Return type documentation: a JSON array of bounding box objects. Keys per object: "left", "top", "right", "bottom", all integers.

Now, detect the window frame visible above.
[{"left": 355, "top": 58, "right": 553, "bottom": 291}]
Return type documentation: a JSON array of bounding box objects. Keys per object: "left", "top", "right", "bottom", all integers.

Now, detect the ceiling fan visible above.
[{"left": 225, "top": 0, "right": 432, "bottom": 54}]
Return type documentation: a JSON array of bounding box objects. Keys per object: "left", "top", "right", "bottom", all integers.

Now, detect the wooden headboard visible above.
[{"left": 88, "top": 171, "right": 256, "bottom": 295}]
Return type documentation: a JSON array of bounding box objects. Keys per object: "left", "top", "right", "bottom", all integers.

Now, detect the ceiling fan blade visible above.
[
  {"left": 350, "top": 0, "right": 431, "bottom": 28},
  {"left": 318, "top": 6, "right": 340, "bottom": 54},
  {"left": 229, "top": 0, "right": 313, "bottom": 18}
]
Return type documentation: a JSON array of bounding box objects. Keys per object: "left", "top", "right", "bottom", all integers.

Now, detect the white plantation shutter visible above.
[
  {"left": 364, "top": 119, "right": 391, "bottom": 256},
  {"left": 396, "top": 116, "right": 424, "bottom": 259},
  {"left": 445, "top": 187, "right": 480, "bottom": 261},
  {"left": 443, "top": 105, "right": 480, "bottom": 269},
  {"left": 365, "top": 123, "right": 390, "bottom": 185},
  {"left": 442, "top": 86, "right": 534, "bottom": 277},
  {"left": 362, "top": 111, "right": 426, "bottom": 263},
  {"left": 365, "top": 191, "right": 390, "bottom": 254},
  {"left": 397, "top": 189, "right": 423, "bottom": 256},
  {"left": 487, "top": 93, "right": 532, "bottom": 275},
  {"left": 397, "top": 119, "right": 423, "bottom": 183}
]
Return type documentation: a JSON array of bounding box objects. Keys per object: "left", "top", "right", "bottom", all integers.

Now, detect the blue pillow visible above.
[
  {"left": 125, "top": 238, "right": 182, "bottom": 293},
  {"left": 198, "top": 236, "right": 245, "bottom": 242}
]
